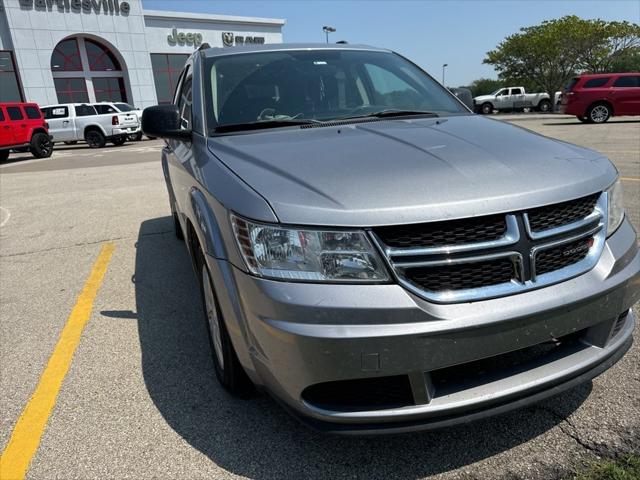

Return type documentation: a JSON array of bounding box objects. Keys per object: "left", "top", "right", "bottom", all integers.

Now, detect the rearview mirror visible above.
[{"left": 142, "top": 105, "right": 191, "bottom": 140}]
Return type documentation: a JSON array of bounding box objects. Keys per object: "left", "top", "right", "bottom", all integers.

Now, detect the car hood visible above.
[
  {"left": 473, "top": 95, "right": 496, "bottom": 102},
  {"left": 206, "top": 115, "right": 616, "bottom": 227}
]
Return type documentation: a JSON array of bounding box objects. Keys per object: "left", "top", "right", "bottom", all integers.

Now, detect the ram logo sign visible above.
[{"left": 222, "top": 32, "right": 265, "bottom": 47}]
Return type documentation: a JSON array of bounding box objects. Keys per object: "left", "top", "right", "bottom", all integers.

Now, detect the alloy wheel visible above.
[{"left": 590, "top": 105, "right": 609, "bottom": 123}]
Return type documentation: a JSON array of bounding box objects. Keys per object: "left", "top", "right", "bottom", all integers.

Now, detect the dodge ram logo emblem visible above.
[{"left": 222, "top": 32, "right": 234, "bottom": 47}]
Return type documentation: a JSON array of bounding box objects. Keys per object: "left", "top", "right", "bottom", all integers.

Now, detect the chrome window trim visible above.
[{"left": 372, "top": 193, "right": 608, "bottom": 304}]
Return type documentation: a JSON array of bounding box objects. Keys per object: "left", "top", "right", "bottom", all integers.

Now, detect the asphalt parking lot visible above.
[{"left": 1, "top": 115, "right": 639, "bottom": 480}]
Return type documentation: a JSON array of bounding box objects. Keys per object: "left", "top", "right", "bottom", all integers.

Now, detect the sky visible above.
[{"left": 142, "top": 0, "right": 640, "bottom": 87}]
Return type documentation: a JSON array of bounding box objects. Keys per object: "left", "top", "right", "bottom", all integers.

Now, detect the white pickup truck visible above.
[
  {"left": 473, "top": 87, "right": 552, "bottom": 114},
  {"left": 41, "top": 103, "right": 140, "bottom": 148}
]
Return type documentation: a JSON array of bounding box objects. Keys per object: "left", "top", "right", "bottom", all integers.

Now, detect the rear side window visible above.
[
  {"left": 510, "top": 88, "right": 522, "bottom": 94},
  {"left": 24, "top": 106, "right": 42, "bottom": 119},
  {"left": 0, "top": 109, "right": 4, "bottom": 122},
  {"left": 564, "top": 78, "right": 578, "bottom": 91},
  {"left": 75, "top": 105, "right": 97, "bottom": 117},
  {"left": 7, "top": 106, "right": 24, "bottom": 120},
  {"left": 43, "top": 106, "right": 69, "bottom": 119},
  {"left": 94, "top": 104, "right": 117, "bottom": 114},
  {"left": 582, "top": 77, "right": 610, "bottom": 88},
  {"left": 613, "top": 76, "right": 640, "bottom": 88}
]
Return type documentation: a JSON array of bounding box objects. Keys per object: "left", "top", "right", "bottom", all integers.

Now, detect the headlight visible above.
[
  {"left": 231, "top": 215, "right": 389, "bottom": 282},
  {"left": 606, "top": 179, "right": 625, "bottom": 236}
]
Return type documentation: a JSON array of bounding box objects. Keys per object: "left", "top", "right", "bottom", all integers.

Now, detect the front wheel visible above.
[
  {"left": 587, "top": 103, "right": 611, "bottom": 123},
  {"left": 84, "top": 130, "right": 106, "bottom": 148},
  {"left": 128, "top": 132, "right": 143, "bottom": 142},
  {"left": 197, "top": 250, "right": 254, "bottom": 397},
  {"left": 30, "top": 132, "right": 53, "bottom": 158},
  {"left": 111, "top": 135, "right": 126, "bottom": 146},
  {"left": 481, "top": 102, "right": 493, "bottom": 115}
]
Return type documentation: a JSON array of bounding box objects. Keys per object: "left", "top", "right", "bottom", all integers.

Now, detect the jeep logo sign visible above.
[
  {"left": 19, "top": 0, "right": 131, "bottom": 15},
  {"left": 221, "top": 32, "right": 265, "bottom": 47},
  {"left": 167, "top": 28, "right": 203, "bottom": 47}
]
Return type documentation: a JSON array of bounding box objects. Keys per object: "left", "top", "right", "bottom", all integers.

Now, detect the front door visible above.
[{"left": 494, "top": 89, "right": 511, "bottom": 109}]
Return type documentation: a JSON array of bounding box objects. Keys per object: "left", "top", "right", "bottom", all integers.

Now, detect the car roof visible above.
[
  {"left": 201, "top": 43, "right": 390, "bottom": 59},
  {"left": 578, "top": 72, "right": 640, "bottom": 78}
]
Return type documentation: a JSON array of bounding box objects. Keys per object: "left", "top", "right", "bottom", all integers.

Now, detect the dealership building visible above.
[{"left": 0, "top": 0, "right": 284, "bottom": 108}]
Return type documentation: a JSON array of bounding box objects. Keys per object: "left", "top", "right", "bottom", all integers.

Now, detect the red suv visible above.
[
  {"left": 0, "top": 103, "right": 53, "bottom": 162},
  {"left": 561, "top": 72, "right": 640, "bottom": 123}
]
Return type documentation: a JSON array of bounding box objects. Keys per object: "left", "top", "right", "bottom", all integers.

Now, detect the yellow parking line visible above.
[
  {"left": 0, "top": 243, "right": 115, "bottom": 480},
  {"left": 621, "top": 176, "right": 640, "bottom": 182}
]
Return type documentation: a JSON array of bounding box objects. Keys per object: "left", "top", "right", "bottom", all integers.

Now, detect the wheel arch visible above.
[{"left": 83, "top": 124, "right": 107, "bottom": 137}]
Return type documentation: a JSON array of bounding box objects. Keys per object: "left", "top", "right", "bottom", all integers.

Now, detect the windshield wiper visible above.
[
  {"left": 214, "top": 119, "right": 321, "bottom": 134},
  {"left": 339, "top": 109, "right": 439, "bottom": 120}
]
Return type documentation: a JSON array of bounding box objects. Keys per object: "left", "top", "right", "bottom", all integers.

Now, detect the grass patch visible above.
[{"left": 572, "top": 455, "right": 640, "bottom": 480}]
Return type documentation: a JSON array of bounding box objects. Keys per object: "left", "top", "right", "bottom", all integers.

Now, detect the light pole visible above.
[
  {"left": 323, "top": 26, "right": 336, "bottom": 43},
  {"left": 442, "top": 63, "right": 448, "bottom": 85}
]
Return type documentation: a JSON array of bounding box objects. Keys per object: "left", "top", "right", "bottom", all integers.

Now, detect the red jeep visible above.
[
  {"left": 561, "top": 72, "right": 640, "bottom": 123},
  {"left": 0, "top": 103, "right": 53, "bottom": 162}
]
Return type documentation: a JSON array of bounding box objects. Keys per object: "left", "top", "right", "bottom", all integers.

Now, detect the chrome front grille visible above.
[{"left": 371, "top": 192, "right": 607, "bottom": 303}]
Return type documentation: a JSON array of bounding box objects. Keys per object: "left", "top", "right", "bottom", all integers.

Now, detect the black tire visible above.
[
  {"left": 64, "top": 141, "right": 78, "bottom": 145},
  {"left": 587, "top": 103, "right": 611, "bottom": 123},
  {"left": 173, "top": 210, "right": 184, "bottom": 241},
  {"left": 481, "top": 102, "right": 493, "bottom": 114},
  {"left": 196, "top": 247, "right": 254, "bottom": 397},
  {"left": 576, "top": 115, "right": 588, "bottom": 123},
  {"left": 84, "top": 129, "right": 106, "bottom": 148},
  {"left": 30, "top": 132, "right": 53, "bottom": 158},
  {"left": 128, "top": 132, "right": 143, "bottom": 141},
  {"left": 0, "top": 150, "right": 8, "bottom": 162},
  {"left": 537, "top": 99, "right": 551, "bottom": 113},
  {"left": 111, "top": 135, "right": 126, "bottom": 146}
]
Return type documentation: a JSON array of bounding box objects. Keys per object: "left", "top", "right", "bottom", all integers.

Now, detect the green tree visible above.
[
  {"left": 461, "top": 78, "right": 504, "bottom": 97},
  {"left": 484, "top": 16, "right": 640, "bottom": 110}
]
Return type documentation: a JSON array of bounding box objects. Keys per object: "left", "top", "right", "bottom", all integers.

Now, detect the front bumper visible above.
[{"left": 207, "top": 219, "right": 640, "bottom": 433}]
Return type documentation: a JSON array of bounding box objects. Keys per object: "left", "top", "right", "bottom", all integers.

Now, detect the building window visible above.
[
  {"left": 93, "top": 77, "right": 127, "bottom": 102},
  {"left": 0, "top": 51, "right": 24, "bottom": 102},
  {"left": 151, "top": 54, "right": 189, "bottom": 104},
  {"left": 51, "top": 37, "right": 128, "bottom": 104},
  {"left": 51, "top": 39, "right": 83, "bottom": 71},
  {"left": 53, "top": 78, "right": 90, "bottom": 103},
  {"left": 85, "top": 39, "right": 121, "bottom": 72}
]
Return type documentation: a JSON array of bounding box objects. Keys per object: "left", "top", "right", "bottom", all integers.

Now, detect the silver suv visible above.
[{"left": 142, "top": 44, "right": 639, "bottom": 434}]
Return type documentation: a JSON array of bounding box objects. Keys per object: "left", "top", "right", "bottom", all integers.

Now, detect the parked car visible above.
[
  {"left": 143, "top": 44, "right": 639, "bottom": 434},
  {"left": 561, "top": 73, "right": 640, "bottom": 123},
  {"left": 93, "top": 102, "right": 144, "bottom": 141},
  {"left": 0, "top": 102, "right": 53, "bottom": 162},
  {"left": 41, "top": 103, "right": 139, "bottom": 148},
  {"left": 474, "top": 87, "right": 552, "bottom": 114}
]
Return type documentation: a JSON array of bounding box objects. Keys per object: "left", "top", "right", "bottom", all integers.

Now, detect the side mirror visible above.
[{"left": 142, "top": 105, "right": 191, "bottom": 140}]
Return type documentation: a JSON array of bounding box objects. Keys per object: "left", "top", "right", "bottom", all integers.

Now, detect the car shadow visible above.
[{"left": 133, "top": 216, "right": 591, "bottom": 479}]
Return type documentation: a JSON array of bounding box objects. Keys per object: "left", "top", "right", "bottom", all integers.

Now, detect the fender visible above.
[
  {"left": 189, "top": 187, "right": 227, "bottom": 260},
  {"left": 83, "top": 123, "right": 108, "bottom": 137}
]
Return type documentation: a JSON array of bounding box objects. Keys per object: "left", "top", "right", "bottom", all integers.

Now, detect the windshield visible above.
[
  {"left": 115, "top": 103, "right": 134, "bottom": 112},
  {"left": 204, "top": 49, "right": 467, "bottom": 132}
]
